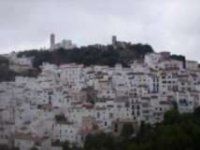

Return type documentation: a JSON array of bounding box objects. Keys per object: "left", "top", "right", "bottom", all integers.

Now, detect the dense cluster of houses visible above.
[{"left": 0, "top": 51, "right": 199, "bottom": 150}]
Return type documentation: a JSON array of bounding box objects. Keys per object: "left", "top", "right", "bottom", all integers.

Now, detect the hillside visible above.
[
  {"left": 82, "top": 108, "right": 200, "bottom": 150},
  {"left": 17, "top": 43, "right": 154, "bottom": 68},
  {"left": 1, "top": 42, "right": 188, "bottom": 81},
  {"left": 0, "top": 56, "right": 16, "bottom": 82},
  {"left": 0, "top": 56, "right": 40, "bottom": 82}
]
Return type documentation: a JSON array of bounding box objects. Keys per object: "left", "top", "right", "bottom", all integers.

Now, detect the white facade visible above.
[{"left": 0, "top": 51, "right": 200, "bottom": 149}]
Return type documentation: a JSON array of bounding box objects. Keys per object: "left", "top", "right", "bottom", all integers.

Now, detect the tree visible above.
[
  {"left": 194, "top": 107, "right": 200, "bottom": 117},
  {"left": 163, "top": 109, "right": 180, "bottom": 125},
  {"left": 170, "top": 55, "right": 186, "bottom": 68},
  {"left": 30, "top": 146, "right": 38, "bottom": 150},
  {"left": 84, "top": 133, "right": 115, "bottom": 150},
  {"left": 55, "top": 114, "right": 67, "bottom": 123},
  {"left": 17, "top": 43, "right": 154, "bottom": 68},
  {"left": 120, "top": 123, "right": 134, "bottom": 138},
  {"left": 62, "top": 141, "right": 70, "bottom": 150}
]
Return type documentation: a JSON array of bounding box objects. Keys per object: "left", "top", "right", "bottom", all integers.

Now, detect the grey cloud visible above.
[{"left": 0, "top": 0, "right": 199, "bottom": 61}]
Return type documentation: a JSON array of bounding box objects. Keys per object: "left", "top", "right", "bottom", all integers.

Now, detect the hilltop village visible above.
[{"left": 0, "top": 36, "right": 200, "bottom": 150}]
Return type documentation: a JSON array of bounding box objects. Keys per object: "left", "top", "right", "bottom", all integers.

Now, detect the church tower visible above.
[{"left": 50, "top": 33, "right": 55, "bottom": 50}]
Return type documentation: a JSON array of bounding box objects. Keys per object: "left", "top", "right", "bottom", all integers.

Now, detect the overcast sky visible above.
[{"left": 0, "top": 0, "right": 200, "bottom": 61}]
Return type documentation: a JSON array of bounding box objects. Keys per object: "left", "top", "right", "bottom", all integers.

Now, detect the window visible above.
[
  {"left": 114, "top": 123, "right": 118, "bottom": 132},
  {"left": 97, "top": 112, "right": 100, "bottom": 118},
  {"left": 109, "top": 113, "right": 113, "bottom": 119}
]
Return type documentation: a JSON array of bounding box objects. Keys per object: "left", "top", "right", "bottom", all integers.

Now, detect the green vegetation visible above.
[
  {"left": 1, "top": 43, "right": 188, "bottom": 81},
  {"left": 0, "top": 56, "right": 16, "bottom": 82},
  {"left": 0, "top": 145, "right": 19, "bottom": 150},
  {"left": 55, "top": 114, "right": 68, "bottom": 123},
  {"left": 17, "top": 43, "right": 154, "bottom": 68},
  {"left": 170, "top": 55, "right": 186, "bottom": 68},
  {"left": 30, "top": 146, "right": 38, "bottom": 150},
  {"left": 69, "top": 107, "right": 200, "bottom": 150},
  {"left": 0, "top": 55, "right": 40, "bottom": 82},
  {"left": 120, "top": 122, "right": 135, "bottom": 138}
]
